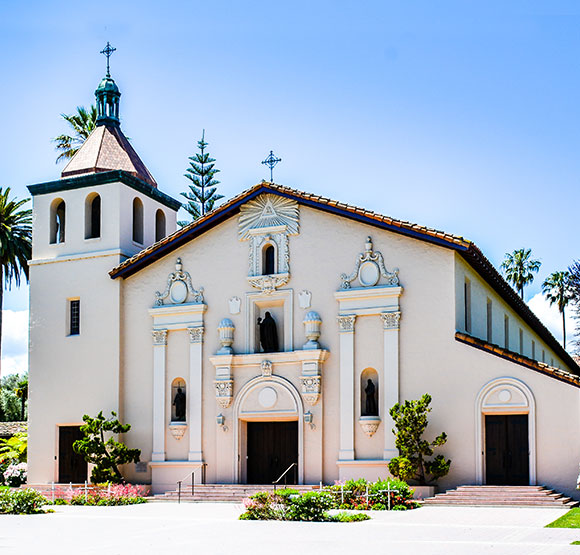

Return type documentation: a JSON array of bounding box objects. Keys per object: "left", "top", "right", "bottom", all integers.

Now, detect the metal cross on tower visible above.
[
  {"left": 261, "top": 150, "right": 282, "bottom": 182},
  {"left": 100, "top": 42, "right": 117, "bottom": 77}
]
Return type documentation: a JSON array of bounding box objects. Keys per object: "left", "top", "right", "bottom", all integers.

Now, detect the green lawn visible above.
[{"left": 546, "top": 509, "right": 580, "bottom": 528}]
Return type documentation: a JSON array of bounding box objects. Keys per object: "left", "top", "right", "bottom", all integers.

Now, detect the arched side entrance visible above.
[
  {"left": 233, "top": 375, "right": 304, "bottom": 484},
  {"left": 475, "top": 377, "right": 536, "bottom": 485}
]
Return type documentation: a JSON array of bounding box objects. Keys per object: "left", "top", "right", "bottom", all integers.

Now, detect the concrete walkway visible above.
[{"left": 1, "top": 503, "right": 580, "bottom": 554}]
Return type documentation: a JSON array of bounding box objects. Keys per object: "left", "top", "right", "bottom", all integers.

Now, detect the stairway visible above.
[
  {"left": 422, "top": 485, "right": 579, "bottom": 508},
  {"left": 154, "top": 483, "right": 319, "bottom": 503}
]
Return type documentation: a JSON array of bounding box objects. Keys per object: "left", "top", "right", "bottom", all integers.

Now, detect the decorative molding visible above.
[
  {"left": 152, "top": 329, "right": 168, "bottom": 345},
  {"left": 300, "top": 375, "right": 321, "bottom": 406},
  {"left": 298, "top": 290, "right": 312, "bottom": 309},
  {"left": 188, "top": 326, "right": 204, "bottom": 343},
  {"left": 155, "top": 258, "right": 204, "bottom": 306},
  {"left": 214, "top": 380, "right": 234, "bottom": 409},
  {"left": 247, "top": 272, "right": 289, "bottom": 294},
  {"left": 261, "top": 360, "right": 273, "bottom": 378},
  {"left": 229, "top": 296, "right": 241, "bottom": 315},
  {"left": 359, "top": 416, "right": 381, "bottom": 437},
  {"left": 340, "top": 237, "right": 399, "bottom": 289},
  {"left": 337, "top": 315, "right": 356, "bottom": 333},
  {"left": 169, "top": 424, "right": 187, "bottom": 441},
  {"left": 380, "top": 311, "right": 401, "bottom": 330},
  {"left": 239, "top": 194, "right": 299, "bottom": 240}
]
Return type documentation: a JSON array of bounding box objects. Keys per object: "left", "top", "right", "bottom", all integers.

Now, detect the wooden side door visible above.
[
  {"left": 485, "top": 415, "right": 529, "bottom": 485},
  {"left": 58, "top": 426, "right": 88, "bottom": 483}
]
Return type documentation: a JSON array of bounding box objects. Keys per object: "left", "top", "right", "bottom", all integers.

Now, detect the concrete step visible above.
[{"left": 423, "top": 485, "right": 579, "bottom": 508}]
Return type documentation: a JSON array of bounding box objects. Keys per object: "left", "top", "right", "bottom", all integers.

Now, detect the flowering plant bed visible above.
[
  {"left": 326, "top": 478, "right": 419, "bottom": 511},
  {"left": 0, "top": 488, "right": 50, "bottom": 514},
  {"left": 47, "top": 483, "right": 149, "bottom": 506},
  {"left": 239, "top": 489, "right": 370, "bottom": 522}
]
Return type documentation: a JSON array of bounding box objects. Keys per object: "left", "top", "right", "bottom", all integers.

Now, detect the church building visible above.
[{"left": 27, "top": 60, "right": 580, "bottom": 497}]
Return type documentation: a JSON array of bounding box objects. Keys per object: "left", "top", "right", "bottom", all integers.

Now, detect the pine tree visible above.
[{"left": 180, "top": 131, "right": 223, "bottom": 225}]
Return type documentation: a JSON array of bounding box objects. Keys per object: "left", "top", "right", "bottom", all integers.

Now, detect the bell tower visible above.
[{"left": 27, "top": 45, "right": 181, "bottom": 484}]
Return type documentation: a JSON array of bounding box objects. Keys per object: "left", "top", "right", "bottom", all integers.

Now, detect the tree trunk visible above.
[{"left": 562, "top": 308, "right": 566, "bottom": 350}]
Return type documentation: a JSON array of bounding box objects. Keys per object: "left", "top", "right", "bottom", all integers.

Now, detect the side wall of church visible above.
[{"left": 454, "top": 256, "right": 568, "bottom": 370}]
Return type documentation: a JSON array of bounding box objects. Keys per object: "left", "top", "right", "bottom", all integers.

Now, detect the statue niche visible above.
[
  {"left": 258, "top": 311, "right": 279, "bottom": 353},
  {"left": 171, "top": 379, "right": 187, "bottom": 422},
  {"left": 361, "top": 369, "right": 379, "bottom": 417}
]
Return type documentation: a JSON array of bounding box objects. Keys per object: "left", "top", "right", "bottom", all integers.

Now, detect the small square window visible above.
[{"left": 69, "top": 300, "right": 80, "bottom": 336}]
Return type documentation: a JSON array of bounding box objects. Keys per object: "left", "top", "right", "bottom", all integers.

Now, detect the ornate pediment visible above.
[
  {"left": 239, "top": 194, "right": 299, "bottom": 240},
  {"left": 155, "top": 258, "right": 204, "bottom": 306},
  {"left": 339, "top": 237, "right": 399, "bottom": 289}
]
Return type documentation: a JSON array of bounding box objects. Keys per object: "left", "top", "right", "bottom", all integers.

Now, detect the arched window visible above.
[
  {"left": 155, "top": 209, "right": 166, "bottom": 242},
  {"left": 263, "top": 244, "right": 275, "bottom": 275},
  {"left": 171, "top": 378, "right": 187, "bottom": 423},
  {"left": 132, "top": 198, "right": 144, "bottom": 244},
  {"left": 50, "top": 199, "right": 66, "bottom": 244},
  {"left": 85, "top": 193, "right": 101, "bottom": 239},
  {"left": 360, "top": 368, "right": 379, "bottom": 417}
]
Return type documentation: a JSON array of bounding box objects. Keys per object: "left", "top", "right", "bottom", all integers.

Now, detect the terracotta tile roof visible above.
[
  {"left": 108, "top": 181, "right": 578, "bottom": 375},
  {"left": 0, "top": 421, "right": 26, "bottom": 437},
  {"left": 455, "top": 332, "right": 580, "bottom": 388},
  {"left": 61, "top": 124, "right": 157, "bottom": 188}
]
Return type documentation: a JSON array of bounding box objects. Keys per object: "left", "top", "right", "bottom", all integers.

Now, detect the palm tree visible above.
[
  {"left": 0, "top": 188, "right": 32, "bottom": 375},
  {"left": 542, "top": 271, "right": 572, "bottom": 349},
  {"left": 500, "top": 248, "right": 541, "bottom": 299},
  {"left": 15, "top": 375, "right": 28, "bottom": 421},
  {"left": 53, "top": 105, "right": 97, "bottom": 162}
]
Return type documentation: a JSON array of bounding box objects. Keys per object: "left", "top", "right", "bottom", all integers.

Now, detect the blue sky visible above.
[{"left": 0, "top": 1, "right": 578, "bottom": 371}]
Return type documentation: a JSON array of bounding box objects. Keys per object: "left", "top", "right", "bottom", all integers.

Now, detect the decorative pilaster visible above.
[
  {"left": 381, "top": 311, "right": 401, "bottom": 459},
  {"left": 188, "top": 326, "right": 204, "bottom": 462},
  {"left": 337, "top": 314, "right": 356, "bottom": 460},
  {"left": 214, "top": 379, "right": 234, "bottom": 408},
  {"left": 152, "top": 329, "right": 168, "bottom": 462}
]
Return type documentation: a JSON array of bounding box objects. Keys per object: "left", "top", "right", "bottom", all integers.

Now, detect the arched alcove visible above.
[
  {"left": 132, "top": 197, "right": 144, "bottom": 244},
  {"left": 262, "top": 243, "right": 276, "bottom": 275},
  {"left": 50, "top": 199, "right": 66, "bottom": 244},
  {"left": 85, "top": 193, "right": 101, "bottom": 239},
  {"left": 171, "top": 377, "right": 187, "bottom": 423},
  {"left": 155, "top": 209, "right": 166, "bottom": 242},
  {"left": 360, "top": 368, "right": 379, "bottom": 417},
  {"left": 475, "top": 377, "right": 536, "bottom": 485},
  {"left": 232, "top": 375, "right": 304, "bottom": 484}
]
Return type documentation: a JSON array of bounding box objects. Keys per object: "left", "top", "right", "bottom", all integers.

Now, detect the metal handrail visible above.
[
  {"left": 272, "top": 462, "right": 298, "bottom": 492},
  {"left": 176, "top": 463, "right": 207, "bottom": 504}
]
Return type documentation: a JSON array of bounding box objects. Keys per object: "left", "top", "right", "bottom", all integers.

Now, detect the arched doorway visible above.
[
  {"left": 475, "top": 377, "right": 536, "bottom": 485},
  {"left": 233, "top": 375, "right": 304, "bottom": 484}
]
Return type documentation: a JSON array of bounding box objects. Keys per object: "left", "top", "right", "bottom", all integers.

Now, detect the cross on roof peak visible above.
[{"left": 100, "top": 42, "right": 117, "bottom": 78}]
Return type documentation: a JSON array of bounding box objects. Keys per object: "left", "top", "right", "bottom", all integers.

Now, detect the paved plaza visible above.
[{"left": 1, "top": 503, "right": 580, "bottom": 554}]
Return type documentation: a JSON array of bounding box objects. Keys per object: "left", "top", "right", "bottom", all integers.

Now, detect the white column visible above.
[
  {"left": 381, "top": 311, "right": 401, "bottom": 460},
  {"left": 188, "top": 326, "right": 204, "bottom": 462},
  {"left": 151, "top": 329, "right": 168, "bottom": 462},
  {"left": 337, "top": 315, "right": 356, "bottom": 460}
]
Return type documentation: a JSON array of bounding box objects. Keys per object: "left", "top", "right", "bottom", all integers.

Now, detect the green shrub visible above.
[
  {"left": 330, "top": 511, "right": 370, "bottom": 522},
  {"left": 285, "top": 491, "right": 334, "bottom": 522},
  {"left": 0, "top": 488, "right": 49, "bottom": 514}
]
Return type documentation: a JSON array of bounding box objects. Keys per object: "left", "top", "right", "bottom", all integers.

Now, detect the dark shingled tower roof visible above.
[{"left": 60, "top": 124, "right": 157, "bottom": 187}]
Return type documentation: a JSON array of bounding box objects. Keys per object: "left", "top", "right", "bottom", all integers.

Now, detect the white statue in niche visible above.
[
  {"left": 228, "top": 296, "right": 241, "bottom": 315},
  {"left": 298, "top": 290, "right": 312, "bottom": 309}
]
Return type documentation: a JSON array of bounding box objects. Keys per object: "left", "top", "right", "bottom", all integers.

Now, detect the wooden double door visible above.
[
  {"left": 246, "top": 421, "right": 298, "bottom": 484},
  {"left": 58, "top": 426, "right": 88, "bottom": 483},
  {"left": 485, "top": 414, "right": 529, "bottom": 485}
]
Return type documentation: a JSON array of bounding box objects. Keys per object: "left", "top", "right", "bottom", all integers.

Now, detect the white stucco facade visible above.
[{"left": 27, "top": 177, "right": 580, "bottom": 497}]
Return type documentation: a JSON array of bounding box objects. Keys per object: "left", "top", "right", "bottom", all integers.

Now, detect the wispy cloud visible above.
[{"left": 2, "top": 309, "right": 28, "bottom": 375}]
